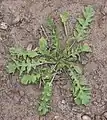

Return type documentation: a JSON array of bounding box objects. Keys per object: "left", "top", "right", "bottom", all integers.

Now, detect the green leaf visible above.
[
  {"left": 52, "top": 29, "right": 60, "bottom": 50},
  {"left": 73, "top": 65, "right": 82, "bottom": 74},
  {"left": 77, "top": 18, "right": 85, "bottom": 26},
  {"left": 9, "top": 47, "right": 22, "bottom": 55},
  {"left": 27, "top": 51, "right": 38, "bottom": 58},
  {"left": 74, "top": 88, "right": 91, "bottom": 105},
  {"left": 38, "top": 82, "right": 52, "bottom": 115},
  {"left": 75, "top": 97, "right": 81, "bottom": 105},
  {"left": 69, "top": 69, "right": 91, "bottom": 105},
  {"left": 73, "top": 85, "right": 80, "bottom": 96},
  {"left": 39, "top": 37, "right": 48, "bottom": 53},
  {"left": 21, "top": 75, "right": 29, "bottom": 84},
  {"left": 38, "top": 102, "right": 49, "bottom": 115},
  {"left": 83, "top": 5, "right": 94, "bottom": 19},
  {"left": 7, "top": 63, "right": 17, "bottom": 73},
  {"left": 21, "top": 74, "right": 39, "bottom": 84},
  {"left": 79, "top": 44, "right": 92, "bottom": 53},
  {"left": 60, "top": 12, "right": 69, "bottom": 23},
  {"left": 19, "top": 61, "right": 26, "bottom": 75},
  {"left": 80, "top": 91, "right": 91, "bottom": 105},
  {"left": 82, "top": 86, "right": 90, "bottom": 91},
  {"left": 9, "top": 47, "right": 27, "bottom": 59},
  {"left": 26, "top": 58, "right": 32, "bottom": 73},
  {"left": 47, "top": 17, "right": 55, "bottom": 30},
  {"left": 73, "top": 5, "right": 94, "bottom": 42}
]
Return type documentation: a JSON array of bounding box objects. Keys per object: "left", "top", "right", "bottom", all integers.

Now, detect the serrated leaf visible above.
[
  {"left": 7, "top": 63, "right": 17, "bottom": 73},
  {"left": 38, "top": 102, "right": 49, "bottom": 115},
  {"left": 82, "top": 86, "right": 90, "bottom": 91},
  {"left": 73, "top": 65, "right": 82, "bottom": 74},
  {"left": 9, "top": 47, "right": 22, "bottom": 55},
  {"left": 75, "top": 23, "right": 82, "bottom": 33},
  {"left": 21, "top": 74, "right": 39, "bottom": 84},
  {"left": 9, "top": 47, "right": 27, "bottom": 59},
  {"left": 52, "top": 29, "right": 60, "bottom": 50},
  {"left": 80, "top": 91, "right": 91, "bottom": 105},
  {"left": 74, "top": 89, "right": 91, "bottom": 105},
  {"left": 73, "top": 30, "right": 78, "bottom": 37},
  {"left": 77, "top": 18, "right": 85, "bottom": 26},
  {"left": 19, "top": 61, "right": 26, "bottom": 75},
  {"left": 39, "top": 37, "right": 48, "bottom": 53},
  {"left": 27, "top": 51, "right": 38, "bottom": 58},
  {"left": 26, "top": 58, "right": 32, "bottom": 73},
  {"left": 83, "top": 5, "right": 94, "bottom": 19},
  {"left": 47, "top": 17, "right": 55, "bottom": 30},
  {"left": 21, "top": 75, "right": 30, "bottom": 84},
  {"left": 60, "top": 12, "right": 69, "bottom": 23},
  {"left": 73, "top": 5, "right": 94, "bottom": 42},
  {"left": 73, "top": 85, "right": 80, "bottom": 96},
  {"left": 79, "top": 44, "right": 92, "bottom": 53},
  {"left": 70, "top": 69, "right": 91, "bottom": 105},
  {"left": 75, "top": 97, "right": 82, "bottom": 105},
  {"left": 38, "top": 82, "right": 52, "bottom": 115}
]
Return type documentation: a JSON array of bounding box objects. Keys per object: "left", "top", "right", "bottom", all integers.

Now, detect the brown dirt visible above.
[{"left": 0, "top": 0, "right": 107, "bottom": 120}]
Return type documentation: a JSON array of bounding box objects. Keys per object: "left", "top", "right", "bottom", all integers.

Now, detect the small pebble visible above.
[
  {"left": 27, "top": 43, "right": 33, "bottom": 51},
  {"left": 70, "top": 16, "right": 77, "bottom": 24},
  {"left": 0, "top": 37, "right": 2, "bottom": 41},
  {"left": 14, "top": 95, "right": 20, "bottom": 102},
  {"left": 54, "top": 116, "right": 59, "bottom": 119},
  {"left": 19, "top": 90, "right": 25, "bottom": 96},
  {"left": 61, "top": 100, "right": 66, "bottom": 104},
  {"left": 103, "top": 4, "right": 107, "bottom": 14},
  {"left": 81, "top": 114, "right": 91, "bottom": 120},
  {"left": 81, "top": 55, "right": 88, "bottom": 65},
  {"left": 0, "top": 22, "right": 8, "bottom": 30},
  {"left": 103, "top": 112, "right": 107, "bottom": 118},
  {"left": 24, "top": 96, "right": 29, "bottom": 103},
  {"left": 58, "top": 101, "right": 66, "bottom": 110},
  {"left": 13, "top": 16, "right": 20, "bottom": 24}
]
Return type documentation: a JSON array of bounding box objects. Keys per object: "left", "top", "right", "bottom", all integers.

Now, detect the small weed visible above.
[{"left": 7, "top": 6, "right": 94, "bottom": 115}]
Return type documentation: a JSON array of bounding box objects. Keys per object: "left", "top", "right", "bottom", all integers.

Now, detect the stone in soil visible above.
[
  {"left": 26, "top": 43, "right": 33, "bottom": 51},
  {"left": 102, "top": 111, "right": 107, "bottom": 119},
  {"left": 61, "top": 100, "right": 66, "bottom": 104},
  {"left": 13, "top": 15, "right": 21, "bottom": 24},
  {"left": 81, "top": 114, "right": 91, "bottom": 120},
  {"left": 19, "top": 90, "right": 25, "bottom": 96},
  {"left": 14, "top": 95, "right": 21, "bottom": 103},
  {"left": 103, "top": 2, "right": 107, "bottom": 15},
  {"left": 54, "top": 116, "right": 60, "bottom": 120},
  {"left": 0, "top": 22, "right": 8, "bottom": 30}
]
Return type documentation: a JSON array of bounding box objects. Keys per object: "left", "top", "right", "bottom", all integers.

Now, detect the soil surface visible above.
[{"left": 0, "top": 0, "right": 107, "bottom": 120}]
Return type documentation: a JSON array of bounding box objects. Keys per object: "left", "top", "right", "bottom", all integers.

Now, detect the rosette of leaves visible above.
[{"left": 7, "top": 5, "right": 94, "bottom": 115}]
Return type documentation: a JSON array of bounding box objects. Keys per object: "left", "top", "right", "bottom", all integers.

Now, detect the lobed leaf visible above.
[
  {"left": 21, "top": 74, "right": 40, "bottom": 85},
  {"left": 38, "top": 82, "right": 52, "bottom": 115},
  {"left": 60, "top": 12, "right": 69, "bottom": 23},
  {"left": 78, "top": 44, "right": 92, "bottom": 53},
  {"left": 73, "top": 65, "right": 82, "bottom": 74},
  {"left": 47, "top": 17, "right": 55, "bottom": 30},
  {"left": 73, "top": 5, "right": 94, "bottom": 42},
  {"left": 7, "top": 63, "right": 17, "bottom": 73},
  {"left": 69, "top": 68, "right": 91, "bottom": 105},
  {"left": 39, "top": 37, "right": 48, "bottom": 54}
]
